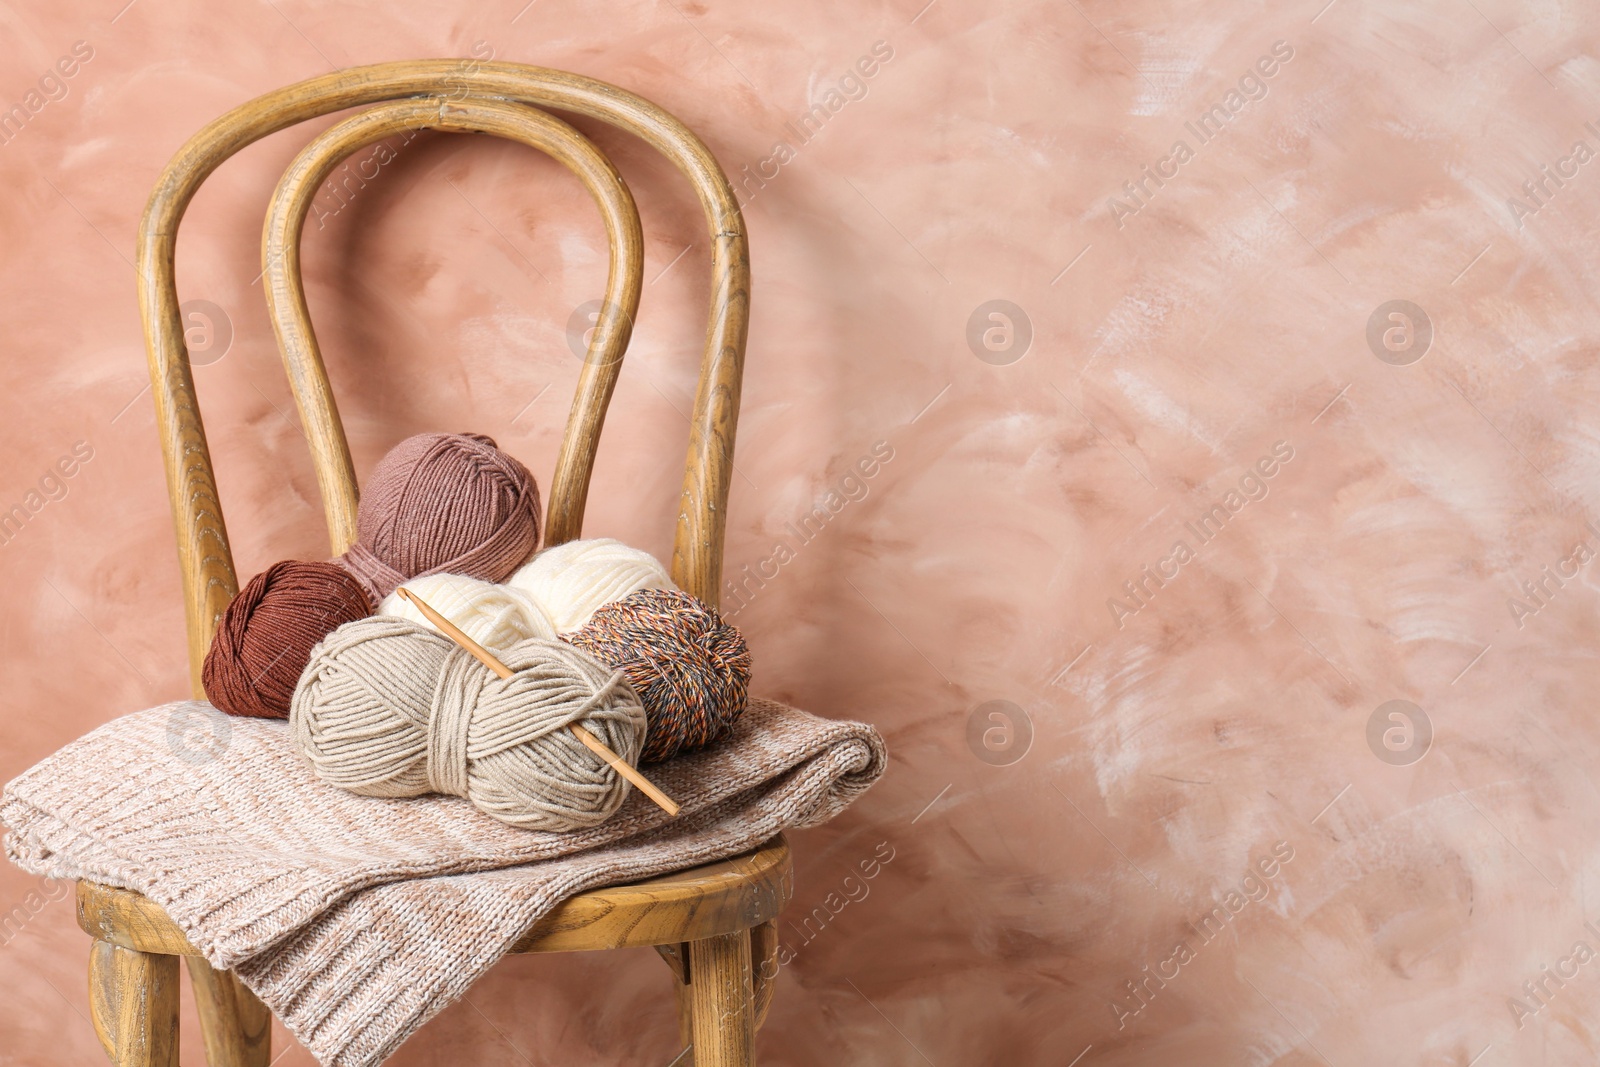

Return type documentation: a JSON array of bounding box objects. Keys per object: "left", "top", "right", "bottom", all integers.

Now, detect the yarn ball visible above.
[
  {"left": 565, "top": 588, "right": 750, "bottom": 763},
  {"left": 379, "top": 573, "right": 556, "bottom": 649},
  {"left": 509, "top": 537, "right": 677, "bottom": 634},
  {"left": 291, "top": 616, "right": 646, "bottom": 831},
  {"left": 203, "top": 560, "right": 375, "bottom": 719},
  {"left": 336, "top": 432, "right": 542, "bottom": 603}
]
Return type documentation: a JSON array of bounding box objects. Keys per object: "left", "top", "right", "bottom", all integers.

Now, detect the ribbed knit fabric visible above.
[{"left": 2, "top": 698, "right": 884, "bottom": 1067}]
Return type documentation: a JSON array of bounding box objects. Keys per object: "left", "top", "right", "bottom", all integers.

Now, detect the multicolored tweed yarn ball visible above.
[{"left": 564, "top": 588, "right": 751, "bottom": 763}]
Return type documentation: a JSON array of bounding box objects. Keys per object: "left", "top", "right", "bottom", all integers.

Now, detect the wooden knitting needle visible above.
[{"left": 396, "top": 587, "right": 681, "bottom": 817}]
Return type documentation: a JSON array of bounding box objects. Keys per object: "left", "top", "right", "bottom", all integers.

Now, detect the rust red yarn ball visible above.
[
  {"left": 565, "top": 588, "right": 751, "bottom": 763},
  {"left": 334, "top": 432, "right": 542, "bottom": 603},
  {"left": 202, "top": 560, "right": 375, "bottom": 719}
]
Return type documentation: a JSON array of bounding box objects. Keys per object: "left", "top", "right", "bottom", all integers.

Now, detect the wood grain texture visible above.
[
  {"left": 185, "top": 958, "right": 272, "bottom": 1067},
  {"left": 750, "top": 919, "right": 778, "bottom": 1031},
  {"left": 88, "top": 940, "right": 180, "bottom": 1067},
  {"left": 77, "top": 880, "right": 199, "bottom": 956},
  {"left": 655, "top": 940, "right": 690, "bottom": 985},
  {"left": 139, "top": 62, "right": 748, "bottom": 695},
  {"left": 262, "top": 97, "right": 645, "bottom": 556},
  {"left": 675, "top": 972, "right": 700, "bottom": 1062},
  {"left": 75, "top": 836, "right": 791, "bottom": 958},
  {"left": 511, "top": 834, "right": 791, "bottom": 952},
  {"left": 660, "top": 916, "right": 777, "bottom": 1065},
  {"left": 689, "top": 931, "right": 756, "bottom": 1067},
  {"left": 669, "top": 948, "right": 695, "bottom": 1055}
]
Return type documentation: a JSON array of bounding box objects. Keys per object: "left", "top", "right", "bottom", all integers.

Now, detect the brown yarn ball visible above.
[
  {"left": 203, "top": 560, "right": 375, "bottom": 719},
  {"left": 565, "top": 588, "right": 751, "bottom": 763},
  {"left": 334, "top": 432, "right": 541, "bottom": 603}
]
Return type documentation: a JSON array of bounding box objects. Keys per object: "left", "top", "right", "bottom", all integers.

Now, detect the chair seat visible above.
[{"left": 77, "top": 833, "right": 792, "bottom": 957}]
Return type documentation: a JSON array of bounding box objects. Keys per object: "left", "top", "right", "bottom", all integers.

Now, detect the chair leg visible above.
[
  {"left": 187, "top": 957, "right": 272, "bottom": 1066},
  {"left": 688, "top": 931, "right": 756, "bottom": 1067},
  {"left": 671, "top": 966, "right": 695, "bottom": 1060},
  {"left": 654, "top": 942, "right": 696, "bottom": 1058},
  {"left": 749, "top": 921, "right": 778, "bottom": 1031},
  {"left": 88, "top": 940, "right": 179, "bottom": 1067}
]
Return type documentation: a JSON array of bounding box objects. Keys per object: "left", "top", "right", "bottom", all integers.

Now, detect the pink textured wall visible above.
[{"left": 4, "top": 0, "right": 1600, "bottom": 1063}]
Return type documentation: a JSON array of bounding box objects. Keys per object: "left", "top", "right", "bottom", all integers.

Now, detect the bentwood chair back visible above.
[{"left": 73, "top": 61, "right": 786, "bottom": 1067}]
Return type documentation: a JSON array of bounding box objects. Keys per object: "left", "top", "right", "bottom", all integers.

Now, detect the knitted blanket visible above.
[{"left": 2, "top": 697, "right": 886, "bottom": 1067}]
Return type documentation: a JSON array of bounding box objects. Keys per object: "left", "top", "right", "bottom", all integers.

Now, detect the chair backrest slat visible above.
[
  {"left": 137, "top": 61, "right": 749, "bottom": 696},
  {"left": 262, "top": 96, "right": 645, "bottom": 557}
]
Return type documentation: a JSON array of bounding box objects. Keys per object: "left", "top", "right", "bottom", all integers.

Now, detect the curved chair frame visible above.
[
  {"left": 87, "top": 62, "right": 779, "bottom": 1067},
  {"left": 137, "top": 60, "right": 749, "bottom": 691},
  {"left": 263, "top": 95, "right": 646, "bottom": 559}
]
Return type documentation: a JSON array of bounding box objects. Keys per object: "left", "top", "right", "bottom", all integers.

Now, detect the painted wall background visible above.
[{"left": 3, "top": 0, "right": 1600, "bottom": 1063}]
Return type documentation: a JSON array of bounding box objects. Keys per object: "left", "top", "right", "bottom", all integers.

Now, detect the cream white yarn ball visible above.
[
  {"left": 508, "top": 538, "right": 677, "bottom": 634},
  {"left": 379, "top": 573, "right": 556, "bottom": 649}
]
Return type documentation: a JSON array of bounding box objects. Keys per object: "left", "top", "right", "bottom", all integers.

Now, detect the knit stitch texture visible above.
[{"left": 2, "top": 697, "right": 885, "bottom": 1067}]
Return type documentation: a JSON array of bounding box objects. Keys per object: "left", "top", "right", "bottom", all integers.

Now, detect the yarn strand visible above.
[{"left": 292, "top": 617, "right": 646, "bottom": 831}]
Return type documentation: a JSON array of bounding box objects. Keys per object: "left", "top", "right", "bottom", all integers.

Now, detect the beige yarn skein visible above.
[{"left": 291, "top": 616, "right": 647, "bottom": 831}]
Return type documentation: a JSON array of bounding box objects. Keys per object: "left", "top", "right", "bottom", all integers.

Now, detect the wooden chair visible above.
[{"left": 75, "top": 61, "right": 787, "bottom": 1067}]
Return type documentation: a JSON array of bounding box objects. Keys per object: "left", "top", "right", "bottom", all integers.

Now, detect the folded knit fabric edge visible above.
[{"left": 2, "top": 697, "right": 886, "bottom": 1067}]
